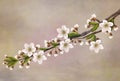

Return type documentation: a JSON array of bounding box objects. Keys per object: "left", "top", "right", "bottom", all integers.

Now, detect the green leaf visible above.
[
  {"left": 68, "top": 32, "right": 80, "bottom": 39},
  {"left": 86, "top": 34, "right": 95, "bottom": 40},
  {"left": 108, "top": 18, "right": 114, "bottom": 22},
  {"left": 4, "top": 56, "right": 18, "bottom": 67},
  {"left": 89, "top": 22, "right": 98, "bottom": 25},
  {"left": 86, "top": 34, "right": 96, "bottom": 41},
  {"left": 22, "top": 55, "right": 30, "bottom": 64},
  {"left": 39, "top": 48, "right": 48, "bottom": 51},
  {"left": 51, "top": 42, "right": 59, "bottom": 47},
  {"left": 91, "top": 24, "right": 99, "bottom": 32},
  {"left": 91, "top": 35, "right": 96, "bottom": 41}
]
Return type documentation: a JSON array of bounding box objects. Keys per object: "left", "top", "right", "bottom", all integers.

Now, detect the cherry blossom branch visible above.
[
  {"left": 3, "top": 9, "right": 120, "bottom": 70},
  {"left": 78, "top": 30, "right": 102, "bottom": 39}
]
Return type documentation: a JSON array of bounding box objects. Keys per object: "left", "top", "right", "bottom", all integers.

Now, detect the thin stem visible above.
[
  {"left": 78, "top": 30, "right": 102, "bottom": 39},
  {"left": 39, "top": 9, "right": 120, "bottom": 52},
  {"left": 106, "top": 9, "right": 120, "bottom": 20},
  {"left": 40, "top": 9, "right": 120, "bottom": 52},
  {"left": 44, "top": 44, "right": 59, "bottom": 52},
  {"left": 4, "top": 9, "right": 120, "bottom": 68}
]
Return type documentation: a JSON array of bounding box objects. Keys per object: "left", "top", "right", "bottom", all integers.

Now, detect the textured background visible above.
[{"left": 0, "top": 0, "right": 120, "bottom": 81}]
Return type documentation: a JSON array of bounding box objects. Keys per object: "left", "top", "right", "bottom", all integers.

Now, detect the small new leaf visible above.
[
  {"left": 89, "top": 22, "right": 98, "bottom": 25},
  {"left": 51, "top": 42, "right": 59, "bottom": 47},
  {"left": 91, "top": 24, "right": 99, "bottom": 32},
  {"left": 68, "top": 32, "right": 80, "bottom": 39},
  {"left": 91, "top": 35, "right": 96, "bottom": 41},
  {"left": 22, "top": 55, "right": 30, "bottom": 65},
  {"left": 4, "top": 56, "right": 18, "bottom": 68},
  {"left": 39, "top": 48, "right": 48, "bottom": 51},
  {"left": 86, "top": 34, "right": 95, "bottom": 40},
  {"left": 108, "top": 18, "right": 114, "bottom": 22}
]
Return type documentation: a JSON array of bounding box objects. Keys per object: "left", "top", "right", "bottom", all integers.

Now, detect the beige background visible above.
[{"left": 0, "top": 0, "right": 120, "bottom": 81}]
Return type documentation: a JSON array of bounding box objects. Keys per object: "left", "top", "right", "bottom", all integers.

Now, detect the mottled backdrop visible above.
[{"left": 0, "top": 0, "right": 120, "bottom": 81}]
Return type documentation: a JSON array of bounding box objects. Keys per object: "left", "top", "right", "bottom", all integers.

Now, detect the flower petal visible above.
[
  {"left": 108, "top": 22, "right": 113, "bottom": 26},
  {"left": 24, "top": 43, "right": 29, "bottom": 48},
  {"left": 96, "top": 40, "right": 101, "bottom": 44},
  {"left": 94, "top": 49, "right": 99, "bottom": 53},
  {"left": 30, "top": 43, "right": 34, "bottom": 47},
  {"left": 89, "top": 45, "right": 94, "bottom": 51},
  {"left": 69, "top": 44, "right": 73, "bottom": 48},
  {"left": 99, "top": 45, "right": 104, "bottom": 49},
  {"left": 103, "top": 20, "right": 107, "bottom": 23}
]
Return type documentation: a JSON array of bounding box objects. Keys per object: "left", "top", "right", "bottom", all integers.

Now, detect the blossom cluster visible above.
[
  {"left": 3, "top": 13, "right": 118, "bottom": 70},
  {"left": 84, "top": 14, "right": 118, "bottom": 53}
]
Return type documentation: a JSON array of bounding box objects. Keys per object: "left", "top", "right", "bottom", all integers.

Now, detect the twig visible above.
[
  {"left": 106, "top": 9, "right": 120, "bottom": 20},
  {"left": 41, "top": 9, "right": 120, "bottom": 52}
]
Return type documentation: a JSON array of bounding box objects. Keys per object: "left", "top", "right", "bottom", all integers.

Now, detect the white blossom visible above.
[
  {"left": 108, "top": 33, "right": 113, "bottom": 39},
  {"left": 19, "top": 65, "right": 23, "bottom": 69},
  {"left": 44, "top": 40, "right": 48, "bottom": 48},
  {"left": 36, "top": 44, "right": 40, "bottom": 48},
  {"left": 80, "top": 41, "right": 84, "bottom": 46},
  {"left": 18, "top": 50, "right": 25, "bottom": 55},
  {"left": 59, "top": 39, "right": 73, "bottom": 53},
  {"left": 85, "top": 14, "right": 97, "bottom": 29},
  {"left": 84, "top": 24, "right": 88, "bottom": 29},
  {"left": 71, "top": 24, "right": 79, "bottom": 32},
  {"left": 109, "top": 35, "right": 113, "bottom": 39},
  {"left": 90, "top": 14, "right": 96, "bottom": 19},
  {"left": 71, "top": 39, "right": 84, "bottom": 46},
  {"left": 22, "top": 43, "right": 36, "bottom": 56},
  {"left": 54, "top": 54, "right": 58, "bottom": 57},
  {"left": 99, "top": 20, "right": 113, "bottom": 33},
  {"left": 60, "top": 51, "right": 64, "bottom": 54},
  {"left": 33, "top": 51, "right": 47, "bottom": 64},
  {"left": 113, "top": 26, "right": 118, "bottom": 31},
  {"left": 89, "top": 40, "right": 104, "bottom": 53},
  {"left": 85, "top": 19, "right": 91, "bottom": 28},
  {"left": 74, "top": 24, "right": 79, "bottom": 28},
  {"left": 85, "top": 41, "right": 90, "bottom": 45},
  {"left": 52, "top": 37, "right": 60, "bottom": 43},
  {"left": 26, "top": 65, "right": 30, "bottom": 69},
  {"left": 18, "top": 50, "right": 22, "bottom": 54},
  {"left": 47, "top": 53, "right": 51, "bottom": 56},
  {"left": 44, "top": 40, "right": 52, "bottom": 48},
  {"left": 52, "top": 38, "right": 57, "bottom": 42},
  {"left": 14, "top": 55, "right": 18, "bottom": 59},
  {"left": 9, "top": 67, "right": 13, "bottom": 70},
  {"left": 57, "top": 25, "right": 70, "bottom": 39}
]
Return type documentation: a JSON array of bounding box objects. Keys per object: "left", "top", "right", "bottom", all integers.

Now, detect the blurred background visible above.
[{"left": 0, "top": 0, "right": 120, "bottom": 81}]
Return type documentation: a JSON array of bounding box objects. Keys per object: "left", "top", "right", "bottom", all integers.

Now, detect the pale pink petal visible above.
[
  {"left": 99, "top": 45, "right": 104, "bottom": 49},
  {"left": 38, "top": 60, "right": 43, "bottom": 64},
  {"left": 65, "top": 39, "right": 71, "bottom": 43},
  {"left": 74, "top": 24, "right": 79, "bottom": 28},
  {"left": 64, "top": 48, "right": 69, "bottom": 53},
  {"left": 42, "top": 55, "right": 47, "bottom": 60},
  {"left": 30, "top": 43, "right": 34, "bottom": 47},
  {"left": 69, "top": 44, "right": 73, "bottom": 48},
  {"left": 96, "top": 40, "right": 101, "bottom": 44},
  {"left": 90, "top": 41, "right": 95, "bottom": 45},
  {"left": 24, "top": 43, "right": 29, "bottom": 48},
  {"left": 57, "top": 28, "right": 61, "bottom": 33},
  {"left": 107, "top": 27, "right": 111, "bottom": 33},
  {"left": 108, "top": 22, "right": 113, "bottom": 26},
  {"left": 57, "top": 34, "right": 63, "bottom": 38},
  {"left": 103, "top": 20, "right": 107, "bottom": 23},
  {"left": 94, "top": 49, "right": 99, "bottom": 53},
  {"left": 62, "top": 25, "right": 67, "bottom": 30},
  {"left": 89, "top": 45, "right": 94, "bottom": 51}
]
